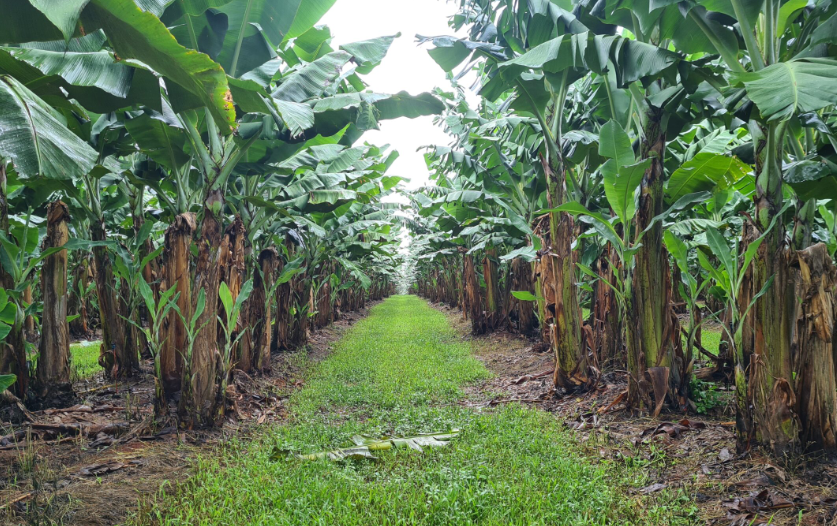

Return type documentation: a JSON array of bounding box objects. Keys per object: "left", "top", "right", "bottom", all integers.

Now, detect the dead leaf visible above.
[
  {"left": 640, "top": 419, "right": 706, "bottom": 441},
  {"left": 723, "top": 489, "right": 793, "bottom": 514},
  {"left": 644, "top": 367, "right": 670, "bottom": 418},
  {"left": 77, "top": 461, "right": 127, "bottom": 476},
  {"left": 719, "top": 448, "right": 733, "bottom": 461},
  {"left": 639, "top": 482, "right": 667, "bottom": 494},
  {"left": 735, "top": 473, "right": 772, "bottom": 487}
]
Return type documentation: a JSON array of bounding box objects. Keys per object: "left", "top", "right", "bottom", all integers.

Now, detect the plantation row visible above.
[
  {"left": 0, "top": 0, "right": 412, "bottom": 428},
  {"left": 407, "top": 0, "right": 837, "bottom": 456}
]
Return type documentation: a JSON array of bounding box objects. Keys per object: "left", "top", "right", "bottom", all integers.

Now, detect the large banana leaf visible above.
[
  {"left": 0, "top": 47, "right": 130, "bottom": 96},
  {"left": 294, "top": 431, "right": 459, "bottom": 461},
  {"left": 598, "top": 119, "right": 634, "bottom": 167},
  {"left": 291, "top": 26, "right": 333, "bottom": 63},
  {"left": 0, "top": 46, "right": 161, "bottom": 113},
  {"left": 81, "top": 0, "right": 235, "bottom": 130},
  {"left": 19, "top": 31, "right": 107, "bottom": 52},
  {"left": 0, "top": 0, "right": 65, "bottom": 43},
  {"left": 417, "top": 35, "right": 507, "bottom": 72},
  {"left": 339, "top": 33, "right": 399, "bottom": 75},
  {"left": 167, "top": 6, "right": 231, "bottom": 61},
  {"left": 497, "top": 32, "right": 680, "bottom": 87},
  {"left": 337, "top": 256, "right": 371, "bottom": 290},
  {"left": 602, "top": 159, "right": 650, "bottom": 226},
  {"left": 696, "top": 0, "right": 761, "bottom": 28},
  {"left": 666, "top": 153, "right": 750, "bottom": 201},
  {"left": 807, "top": 12, "right": 837, "bottom": 50},
  {"left": 785, "top": 159, "right": 837, "bottom": 201},
  {"left": 214, "top": 0, "right": 337, "bottom": 75},
  {"left": 123, "top": 106, "right": 190, "bottom": 169},
  {"left": 661, "top": 5, "right": 738, "bottom": 57},
  {"left": 312, "top": 92, "right": 445, "bottom": 139},
  {"left": 29, "top": 0, "right": 89, "bottom": 41},
  {"left": 270, "top": 98, "right": 316, "bottom": 137},
  {"left": 289, "top": 189, "right": 359, "bottom": 213},
  {"left": 732, "top": 58, "right": 837, "bottom": 122},
  {"left": 376, "top": 92, "right": 446, "bottom": 120},
  {"left": 0, "top": 75, "right": 98, "bottom": 180},
  {"left": 272, "top": 51, "right": 352, "bottom": 102}
]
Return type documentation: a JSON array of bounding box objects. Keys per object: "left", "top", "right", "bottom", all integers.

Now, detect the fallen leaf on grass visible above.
[
  {"left": 639, "top": 482, "right": 667, "bottom": 494},
  {"left": 723, "top": 489, "right": 794, "bottom": 513},
  {"left": 735, "top": 473, "right": 772, "bottom": 487},
  {"left": 640, "top": 419, "right": 706, "bottom": 441},
  {"left": 565, "top": 412, "right": 599, "bottom": 430},
  {"left": 293, "top": 431, "right": 460, "bottom": 461}
]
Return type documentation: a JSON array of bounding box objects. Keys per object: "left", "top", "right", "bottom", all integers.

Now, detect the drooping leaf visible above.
[
  {"left": 123, "top": 104, "right": 190, "bottom": 169},
  {"left": 272, "top": 51, "right": 352, "bottom": 102},
  {"left": 785, "top": 160, "right": 837, "bottom": 201},
  {"left": 215, "top": 0, "right": 337, "bottom": 75},
  {"left": 270, "top": 98, "right": 316, "bottom": 136},
  {"left": 29, "top": 0, "right": 89, "bottom": 41},
  {"left": 340, "top": 33, "right": 400, "bottom": 75},
  {"left": 81, "top": 0, "right": 235, "bottom": 130},
  {"left": 0, "top": 47, "right": 130, "bottom": 96},
  {"left": 501, "top": 245, "right": 538, "bottom": 262},
  {"left": 0, "top": 75, "right": 98, "bottom": 180},
  {"left": 375, "top": 92, "right": 445, "bottom": 120}
]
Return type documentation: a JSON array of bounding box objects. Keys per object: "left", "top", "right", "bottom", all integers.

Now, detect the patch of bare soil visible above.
[
  {"left": 432, "top": 301, "right": 837, "bottom": 526},
  {"left": 0, "top": 306, "right": 372, "bottom": 525}
]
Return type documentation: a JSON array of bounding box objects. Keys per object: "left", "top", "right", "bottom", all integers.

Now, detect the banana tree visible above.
[{"left": 686, "top": 0, "right": 837, "bottom": 453}]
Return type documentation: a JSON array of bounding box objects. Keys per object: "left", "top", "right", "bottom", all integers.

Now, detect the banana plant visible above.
[
  {"left": 697, "top": 213, "right": 786, "bottom": 452},
  {"left": 217, "top": 279, "right": 253, "bottom": 401},
  {"left": 126, "top": 278, "right": 181, "bottom": 416}
]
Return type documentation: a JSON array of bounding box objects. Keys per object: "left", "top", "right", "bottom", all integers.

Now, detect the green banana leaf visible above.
[{"left": 294, "top": 431, "right": 459, "bottom": 461}]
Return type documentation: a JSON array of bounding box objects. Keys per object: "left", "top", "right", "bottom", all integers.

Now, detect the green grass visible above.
[
  {"left": 70, "top": 340, "right": 101, "bottom": 381},
  {"left": 681, "top": 327, "right": 722, "bottom": 356},
  {"left": 700, "top": 329, "right": 721, "bottom": 355},
  {"left": 138, "top": 295, "right": 694, "bottom": 525}
]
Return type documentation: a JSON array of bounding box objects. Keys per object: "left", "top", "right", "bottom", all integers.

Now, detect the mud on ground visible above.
[
  {"left": 434, "top": 302, "right": 837, "bottom": 526},
  {"left": 0, "top": 307, "right": 372, "bottom": 526}
]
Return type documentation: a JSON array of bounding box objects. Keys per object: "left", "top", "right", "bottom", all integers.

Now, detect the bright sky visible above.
[{"left": 320, "top": 0, "right": 478, "bottom": 191}]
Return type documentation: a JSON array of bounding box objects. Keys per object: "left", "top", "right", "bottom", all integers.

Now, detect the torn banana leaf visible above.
[{"left": 297, "top": 430, "right": 459, "bottom": 461}]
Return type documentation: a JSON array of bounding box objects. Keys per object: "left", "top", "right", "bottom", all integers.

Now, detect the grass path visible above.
[{"left": 140, "top": 295, "right": 691, "bottom": 525}]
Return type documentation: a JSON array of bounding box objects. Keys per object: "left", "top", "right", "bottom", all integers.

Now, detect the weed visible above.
[{"left": 690, "top": 377, "right": 723, "bottom": 415}]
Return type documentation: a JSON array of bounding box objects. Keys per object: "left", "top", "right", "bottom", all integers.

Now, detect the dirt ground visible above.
[
  {"left": 434, "top": 302, "right": 837, "bottom": 526},
  {"left": 0, "top": 306, "right": 371, "bottom": 526}
]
